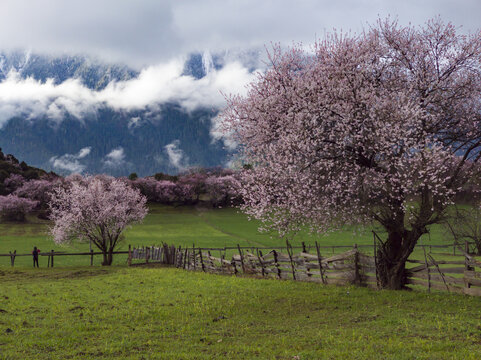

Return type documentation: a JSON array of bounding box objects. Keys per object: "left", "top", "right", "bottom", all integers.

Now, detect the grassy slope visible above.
[{"left": 0, "top": 267, "right": 480, "bottom": 360}]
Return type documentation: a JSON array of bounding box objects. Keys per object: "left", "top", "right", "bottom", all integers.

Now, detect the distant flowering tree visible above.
[
  {"left": 3, "top": 174, "right": 26, "bottom": 193},
  {"left": 223, "top": 18, "right": 481, "bottom": 289},
  {"left": 0, "top": 195, "right": 38, "bottom": 222},
  {"left": 14, "top": 178, "right": 62, "bottom": 208},
  {"left": 176, "top": 172, "right": 208, "bottom": 203},
  {"left": 156, "top": 180, "right": 177, "bottom": 203},
  {"left": 205, "top": 175, "right": 240, "bottom": 207},
  {"left": 130, "top": 177, "right": 159, "bottom": 202},
  {"left": 49, "top": 175, "right": 148, "bottom": 265}
]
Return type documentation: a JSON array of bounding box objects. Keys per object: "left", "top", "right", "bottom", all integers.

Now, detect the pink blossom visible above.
[
  {"left": 0, "top": 195, "right": 38, "bottom": 222},
  {"left": 49, "top": 175, "right": 148, "bottom": 265}
]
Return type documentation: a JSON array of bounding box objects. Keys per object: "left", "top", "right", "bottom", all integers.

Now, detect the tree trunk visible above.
[
  {"left": 101, "top": 250, "right": 113, "bottom": 266},
  {"left": 376, "top": 229, "right": 422, "bottom": 290}
]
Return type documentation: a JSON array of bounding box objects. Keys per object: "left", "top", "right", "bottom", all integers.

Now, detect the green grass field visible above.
[{"left": 0, "top": 266, "right": 480, "bottom": 360}]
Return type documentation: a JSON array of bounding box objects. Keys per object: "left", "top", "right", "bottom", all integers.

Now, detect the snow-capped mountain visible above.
[{"left": 0, "top": 50, "right": 260, "bottom": 176}]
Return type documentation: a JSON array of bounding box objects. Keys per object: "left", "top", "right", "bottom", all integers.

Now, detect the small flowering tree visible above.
[
  {"left": 49, "top": 175, "right": 148, "bottom": 265},
  {"left": 223, "top": 18, "right": 481, "bottom": 289},
  {"left": 205, "top": 175, "right": 240, "bottom": 207},
  {"left": 0, "top": 195, "right": 38, "bottom": 221}
]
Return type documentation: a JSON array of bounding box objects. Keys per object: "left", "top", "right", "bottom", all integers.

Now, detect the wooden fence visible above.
[
  {"left": 405, "top": 242, "right": 481, "bottom": 296},
  {"left": 129, "top": 240, "right": 481, "bottom": 296},
  {"left": 3, "top": 240, "right": 481, "bottom": 297},
  {"left": 0, "top": 250, "right": 129, "bottom": 267}
]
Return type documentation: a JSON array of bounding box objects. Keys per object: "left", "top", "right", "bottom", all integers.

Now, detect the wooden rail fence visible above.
[
  {"left": 129, "top": 240, "right": 481, "bottom": 297},
  {"left": 2, "top": 239, "right": 481, "bottom": 297}
]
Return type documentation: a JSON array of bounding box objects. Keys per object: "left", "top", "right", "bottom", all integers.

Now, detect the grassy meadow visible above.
[
  {"left": 1, "top": 266, "right": 481, "bottom": 359},
  {"left": 1, "top": 204, "right": 479, "bottom": 359}
]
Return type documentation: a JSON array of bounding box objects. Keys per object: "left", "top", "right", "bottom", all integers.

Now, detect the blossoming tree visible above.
[
  {"left": 0, "top": 195, "right": 38, "bottom": 221},
  {"left": 222, "top": 19, "right": 481, "bottom": 289},
  {"left": 49, "top": 175, "right": 148, "bottom": 265}
]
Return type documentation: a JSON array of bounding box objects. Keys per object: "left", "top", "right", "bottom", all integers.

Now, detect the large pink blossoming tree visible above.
[
  {"left": 223, "top": 19, "right": 481, "bottom": 289},
  {"left": 49, "top": 175, "right": 148, "bottom": 265}
]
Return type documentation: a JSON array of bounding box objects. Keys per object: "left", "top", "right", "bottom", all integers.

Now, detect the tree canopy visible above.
[
  {"left": 223, "top": 18, "right": 481, "bottom": 289},
  {"left": 49, "top": 175, "right": 147, "bottom": 265}
]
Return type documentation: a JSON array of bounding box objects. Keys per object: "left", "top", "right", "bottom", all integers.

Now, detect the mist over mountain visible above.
[{"left": 0, "top": 50, "right": 260, "bottom": 176}]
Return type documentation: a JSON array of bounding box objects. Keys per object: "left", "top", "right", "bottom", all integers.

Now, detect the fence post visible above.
[
  {"left": 353, "top": 244, "right": 360, "bottom": 285},
  {"left": 465, "top": 240, "right": 474, "bottom": 289},
  {"left": 423, "top": 247, "right": 430, "bottom": 292},
  {"left": 302, "top": 242, "right": 307, "bottom": 253},
  {"left": 192, "top": 244, "right": 197, "bottom": 270},
  {"left": 273, "top": 250, "right": 281, "bottom": 279},
  {"left": 286, "top": 240, "right": 296, "bottom": 280},
  {"left": 221, "top": 253, "right": 225, "bottom": 274},
  {"left": 199, "top": 249, "right": 206, "bottom": 272},
  {"left": 176, "top": 246, "right": 182, "bottom": 267},
  {"left": 315, "top": 241, "right": 326, "bottom": 284},
  {"left": 90, "top": 249, "right": 94, "bottom": 266},
  {"left": 373, "top": 233, "right": 379, "bottom": 289},
  {"left": 231, "top": 256, "right": 238, "bottom": 275},
  {"left": 237, "top": 244, "right": 246, "bottom": 273},
  {"left": 256, "top": 249, "right": 265, "bottom": 277},
  {"left": 51, "top": 250, "right": 54, "bottom": 268},
  {"left": 127, "top": 245, "right": 132, "bottom": 266},
  {"left": 9, "top": 250, "right": 16, "bottom": 267}
]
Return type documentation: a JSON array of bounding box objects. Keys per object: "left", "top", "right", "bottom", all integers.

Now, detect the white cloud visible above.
[
  {"left": 103, "top": 147, "right": 126, "bottom": 168},
  {"left": 128, "top": 117, "right": 141, "bottom": 129},
  {"left": 49, "top": 147, "right": 91, "bottom": 173},
  {"left": 165, "top": 140, "right": 187, "bottom": 170},
  {"left": 210, "top": 114, "right": 237, "bottom": 151},
  {"left": 0, "top": 72, "right": 98, "bottom": 126},
  {"left": 0, "top": 59, "right": 260, "bottom": 128}
]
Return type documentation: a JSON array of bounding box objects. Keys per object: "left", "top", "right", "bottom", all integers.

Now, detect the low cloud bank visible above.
[{"left": 0, "top": 57, "right": 259, "bottom": 128}]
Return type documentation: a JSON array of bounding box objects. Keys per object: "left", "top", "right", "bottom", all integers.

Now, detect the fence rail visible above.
[{"left": 0, "top": 250, "right": 129, "bottom": 267}]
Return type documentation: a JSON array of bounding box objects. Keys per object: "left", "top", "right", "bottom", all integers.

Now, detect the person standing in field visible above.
[{"left": 32, "top": 246, "right": 40, "bottom": 268}]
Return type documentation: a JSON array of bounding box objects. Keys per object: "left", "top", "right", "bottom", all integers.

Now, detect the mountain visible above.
[
  {"left": 0, "top": 147, "right": 48, "bottom": 195},
  {"left": 0, "top": 51, "right": 246, "bottom": 176}
]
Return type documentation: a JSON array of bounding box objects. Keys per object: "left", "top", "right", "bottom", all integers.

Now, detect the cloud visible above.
[
  {"left": 0, "top": 72, "right": 98, "bottom": 126},
  {"left": 210, "top": 114, "right": 237, "bottom": 151},
  {"left": 0, "top": 58, "right": 259, "bottom": 128},
  {"left": 49, "top": 147, "right": 91, "bottom": 173},
  {"left": 0, "top": 1, "right": 479, "bottom": 67},
  {"left": 103, "top": 147, "right": 126, "bottom": 168},
  {"left": 165, "top": 140, "right": 187, "bottom": 170}
]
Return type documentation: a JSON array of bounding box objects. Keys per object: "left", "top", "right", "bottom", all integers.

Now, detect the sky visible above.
[{"left": 0, "top": 0, "right": 479, "bottom": 67}]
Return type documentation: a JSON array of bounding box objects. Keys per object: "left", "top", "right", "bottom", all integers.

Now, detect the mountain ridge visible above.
[{"left": 0, "top": 51, "right": 245, "bottom": 176}]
